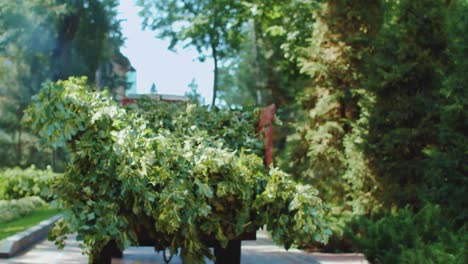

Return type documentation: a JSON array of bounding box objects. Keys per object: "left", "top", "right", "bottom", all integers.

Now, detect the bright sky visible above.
[{"left": 117, "top": 1, "right": 213, "bottom": 104}]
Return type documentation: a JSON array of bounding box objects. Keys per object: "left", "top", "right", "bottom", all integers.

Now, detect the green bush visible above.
[
  {"left": 0, "top": 196, "right": 46, "bottom": 224},
  {"left": 423, "top": 0, "right": 468, "bottom": 227},
  {"left": 24, "top": 77, "right": 331, "bottom": 263},
  {"left": 0, "top": 166, "right": 58, "bottom": 201},
  {"left": 346, "top": 204, "right": 467, "bottom": 264}
]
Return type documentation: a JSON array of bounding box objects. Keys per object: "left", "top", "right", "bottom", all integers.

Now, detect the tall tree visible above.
[
  {"left": 364, "top": 0, "right": 448, "bottom": 208},
  {"left": 216, "top": 28, "right": 262, "bottom": 109},
  {"left": 248, "top": 0, "right": 318, "bottom": 107},
  {"left": 137, "top": 0, "right": 247, "bottom": 106},
  {"left": 284, "top": 0, "right": 383, "bottom": 218},
  {"left": 0, "top": 0, "right": 63, "bottom": 166},
  {"left": 0, "top": 0, "right": 124, "bottom": 168},
  {"left": 52, "top": 0, "right": 123, "bottom": 82},
  {"left": 424, "top": 0, "right": 467, "bottom": 226},
  {"left": 150, "top": 83, "right": 157, "bottom": 94},
  {"left": 184, "top": 78, "right": 204, "bottom": 104}
]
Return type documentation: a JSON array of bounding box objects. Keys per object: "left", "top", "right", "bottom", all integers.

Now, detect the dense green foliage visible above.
[
  {"left": 278, "top": 0, "right": 467, "bottom": 260},
  {"left": 25, "top": 77, "right": 330, "bottom": 262},
  {"left": 423, "top": 0, "right": 468, "bottom": 226},
  {"left": 346, "top": 205, "right": 468, "bottom": 264},
  {"left": 340, "top": 6, "right": 468, "bottom": 260},
  {"left": 0, "top": 207, "right": 60, "bottom": 240},
  {"left": 132, "top": 98, "right": 263, "bottom": 154},
  {"left": 1, "top": 0, "right": 466, "bottom": 262},
  {"left": 208, "top": 0, "right": 467, "bottom": 260},
  {"left": 0, "top": 166, "right": 58, "bottom": 201},
  {"left": 364, "top": 0, "right": 447, "bottom": 208},
  {"left": 0, "top": 196, "right": 46, "bottom": 224},
  {"left": 284, "top": 0, "right": 381, "bottom": 216},
  {"left": 0, "top": 0, "right": 62, "bottom": 168},
  {"left": 0, "top": 0, "right": 124, "bottom": 169},
  {"left": 246, "top": 0, "right": 319, "bottom": 108}
]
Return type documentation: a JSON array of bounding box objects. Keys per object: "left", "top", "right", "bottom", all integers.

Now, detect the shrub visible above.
[
  {"left": 0, "top": 196, "right": 46, "bottom": 224},
  {"left": 0, "top": 166, "right": 58, "bottom": 201},
  {"left": 24, "top": 77, "right": 331, "bottom": 262},
  {"left": 346, "top": 204, "right": 467, "bottom": 264}
]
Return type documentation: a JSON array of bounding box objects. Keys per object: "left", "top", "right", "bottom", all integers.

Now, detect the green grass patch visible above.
[{"left": 0, "top": 207, "right": 60, "bottom": 240}]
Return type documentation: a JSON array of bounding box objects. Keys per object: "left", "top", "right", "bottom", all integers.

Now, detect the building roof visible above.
[{"left": 126, "top": 93, "right": 189, "bottom": 102}]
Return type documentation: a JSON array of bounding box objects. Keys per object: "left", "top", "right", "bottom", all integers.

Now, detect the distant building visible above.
[
  {"left": 96, "top": 50, "right": 188, "bottom": 104},
  {"left": 95, "top": 50, "right": 136, "bottom": 101},
  {"left": 122, "top": 93, "right": 188, "bottom": 105},
  {"left": 126, "top": 68, "right": 137, "bottom": 96}
]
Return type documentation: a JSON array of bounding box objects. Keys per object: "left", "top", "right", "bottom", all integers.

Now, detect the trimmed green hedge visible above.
[
  {"left": 0, "top": 196, "right": 46, "bottom": 224},
  {"left": 0, "top": 166, "right": 58, "bottom": 201}
]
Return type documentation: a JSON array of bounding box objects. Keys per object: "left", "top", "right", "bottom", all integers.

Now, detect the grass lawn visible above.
[{"left": 0, "top": 207, "right": 60, "bottom": 240}]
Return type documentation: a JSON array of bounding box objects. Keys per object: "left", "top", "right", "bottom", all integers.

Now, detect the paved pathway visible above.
[{"left": 4, "top": 231, "right": 368, "bottom": 264}]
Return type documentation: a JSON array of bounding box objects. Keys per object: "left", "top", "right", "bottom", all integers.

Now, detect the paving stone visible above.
[
  {"left": 4, "top": 231, "right": 368, "bottom": 264},
  {"left": 3, "top": 235, "right": 87, "bottom": 264}
]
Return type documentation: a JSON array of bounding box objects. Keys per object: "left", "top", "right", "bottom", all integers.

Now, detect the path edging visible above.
[{"left": 0, "top": 214, "right": 62, "bottom": 258}]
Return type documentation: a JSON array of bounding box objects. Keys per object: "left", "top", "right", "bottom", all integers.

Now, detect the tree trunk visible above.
[
  {"left": 16, "top": 128, "right": 22, "bottom": 166},
  {"left": 214, "top": 240, "right": 241, "bottom": 264},
  {"left": 250, "top": 19, "right": 262, "bottom": 106},
  {"left": 265, "top": 61, "right": 287, "bottom": 107},
  {"left": 52, "top": 148, "right": 56, "bottom": 172},
  {"left": 211, "top": 44, "right": 219, "bottom": 107},
  {"left": 51, "top": 12, "right": 80, "bottom": 81}
]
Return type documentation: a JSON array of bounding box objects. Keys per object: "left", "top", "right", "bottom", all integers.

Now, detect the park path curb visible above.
[{"left": 0, "top": 214, "right": 62, "bottom": 258}]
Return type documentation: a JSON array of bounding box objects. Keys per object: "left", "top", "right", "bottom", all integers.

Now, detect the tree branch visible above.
[{"left": 181, "top": 0, "right": 198, "bottom": 15}]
